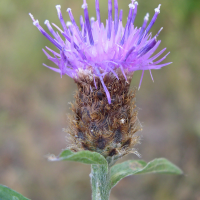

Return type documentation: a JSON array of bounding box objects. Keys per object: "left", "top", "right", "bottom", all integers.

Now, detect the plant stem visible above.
[{"left": 90, "top": 164, "right": 111, "bottom": 200}]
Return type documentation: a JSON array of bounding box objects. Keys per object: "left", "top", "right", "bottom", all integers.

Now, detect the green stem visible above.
[{"left": 90, "top": 164, "right": 111, "bottom": 200}]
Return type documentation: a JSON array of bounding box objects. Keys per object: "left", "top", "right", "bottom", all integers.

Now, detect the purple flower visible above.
[{"left": 29, "top": 0, "right": 171, "bottom": 104}]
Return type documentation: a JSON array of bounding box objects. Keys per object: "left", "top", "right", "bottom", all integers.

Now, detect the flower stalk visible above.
[{"left": 91, "top": 164, "right": 111, "bottom": 200}]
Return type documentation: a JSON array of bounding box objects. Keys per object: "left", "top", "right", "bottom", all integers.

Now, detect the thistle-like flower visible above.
[{"left": 30, "top": 0, "right": 171, "bottom": 161}]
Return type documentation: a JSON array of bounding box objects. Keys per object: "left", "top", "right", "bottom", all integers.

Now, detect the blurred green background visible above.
[{"left": 0, "top": 0, "right": 200, "bottom": 199}]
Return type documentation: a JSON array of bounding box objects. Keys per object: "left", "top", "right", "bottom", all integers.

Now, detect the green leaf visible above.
[
  {"left": 0, "top": 185, "right": 30, "bottom": 200},
  {"left": 59, "top": 149, "right": 74, "bottom": 157},
  {"left": 110, "top": 158, "right": 183, "bottom": 188},
  {"left": 48, "top": 149, "right": 108, "bottom": 170},
  {"left": 110, "top": 160, "right": 146, "bottom": 188},
  {"left": 135, "top": 158, "right": 183, "bottom": 175}
]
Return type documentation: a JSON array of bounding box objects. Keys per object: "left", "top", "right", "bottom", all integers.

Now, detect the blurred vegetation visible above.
[{"left": 0, "top": 0, "right": 200, "bottom": 199}]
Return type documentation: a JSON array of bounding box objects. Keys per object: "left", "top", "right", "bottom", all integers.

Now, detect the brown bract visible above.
[{"left": 65, "top": 72, "right": 142, "bottom": 162}]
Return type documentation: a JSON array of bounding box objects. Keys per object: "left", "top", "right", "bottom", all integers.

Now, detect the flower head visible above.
[
  {"left": 29, "top": 0, "right": 170, "bottom": 104},
  {"left": 30, "top": 0, "right": 171, "bottom": 161}
]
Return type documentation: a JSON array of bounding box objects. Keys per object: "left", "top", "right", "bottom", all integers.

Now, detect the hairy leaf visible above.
[
  {"left": 49, "top": 149, "right": 108, "bottom": 170},
  {"left": 111, "top": 158, "right": 183, "bottom": 188}
]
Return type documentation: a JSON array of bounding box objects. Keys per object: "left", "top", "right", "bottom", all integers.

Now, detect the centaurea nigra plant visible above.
[{"left": 0, "top": 0, "right": 181, "bottom": 200}]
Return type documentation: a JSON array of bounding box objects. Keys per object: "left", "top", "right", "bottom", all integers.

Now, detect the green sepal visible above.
[
  {"left": 110, "top": 158, "right": 183, "bottom": 188},
  {"left": 50, "top": 149, "right": 108, "bottom": 171},
  {"left": 0, "top": 185, "right": 30, "bottom": 200}
]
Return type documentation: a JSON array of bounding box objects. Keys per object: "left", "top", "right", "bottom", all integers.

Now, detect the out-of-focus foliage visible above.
[
  {"left": 0, "top": 185, "right": 30, "bottom": 200},
  {"left": 0, "top": 0, "right": 200, "bottom": 200}
]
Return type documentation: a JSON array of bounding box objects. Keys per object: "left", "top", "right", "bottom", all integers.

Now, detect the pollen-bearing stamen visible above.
[
  {"left": 30, "top": 0, "right": 171, "bottom": 160},
  {"left": 131, "top": 1, "right": 138, "bottom": 25},
  {"left": 82, "top": 0, "right": 94, "bottom": 45},
  {"left": 95, "top": 0, "right": 101, "bottom": 27},
  {"left": 120, "top": 1, "right": 135, "bottom": 45}
]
